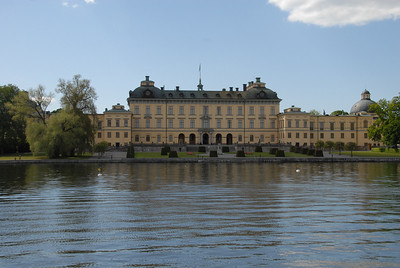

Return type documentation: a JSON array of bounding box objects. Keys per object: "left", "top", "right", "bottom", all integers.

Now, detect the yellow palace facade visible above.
[{"left": 94, "top": 76, "right": 380, "bottom": 149}]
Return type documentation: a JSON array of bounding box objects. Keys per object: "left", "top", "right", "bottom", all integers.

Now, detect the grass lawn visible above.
[{"left": 334, "top": 151, "right": 400, "bottom": 157}]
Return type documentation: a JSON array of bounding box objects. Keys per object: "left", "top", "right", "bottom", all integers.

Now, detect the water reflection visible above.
[{"left": 0, "top": 162, "right": 400, "bottom": 267}]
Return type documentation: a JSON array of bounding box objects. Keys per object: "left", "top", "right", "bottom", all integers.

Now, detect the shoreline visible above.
[{"left": 1, "top": 157, "right": 400, "bottom": 164}]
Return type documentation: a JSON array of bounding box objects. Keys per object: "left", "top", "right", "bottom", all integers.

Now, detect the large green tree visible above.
[
  {"left": 368, "top": 94, "right": 400, "bottom": 148},
  {"left": 0, "top": 84, "right": 29, "bottom": 154}
]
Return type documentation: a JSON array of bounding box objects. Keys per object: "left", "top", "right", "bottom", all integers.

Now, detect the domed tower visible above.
[{"left": 350, "top": 90, "right": 376, "bottom": 114}]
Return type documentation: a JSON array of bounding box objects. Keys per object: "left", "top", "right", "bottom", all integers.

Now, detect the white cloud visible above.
[
  {"left": 268, "top": 0, "right": 400, "bottom": 26},
  {"left": 62, "top": 0, "right": 95, "bottom": 8},
  {"left": 84, "top": 0, "right": 96, "bottom": 3}
]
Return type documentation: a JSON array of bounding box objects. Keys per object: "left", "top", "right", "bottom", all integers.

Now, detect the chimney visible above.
[
  {"left": 229, "top": 87, "right": 233, "bottom": 91},
  {"left": 176, "top": 86, "right": 180, "bottom": 91},
  {"left": 243, "top": 84, "right": 247, "bottom": 91},
  {"left": 256, "top": 77, "right": 261, "bottom": 83},
  {"left": 222, "top": 88, "right": 226, "bottom": 91},
  {"left": 145, "top": 76, "right": 149, "bottom": 81},
  {"left": 236, "top": 87, "right": 239, "bottom": 91}
]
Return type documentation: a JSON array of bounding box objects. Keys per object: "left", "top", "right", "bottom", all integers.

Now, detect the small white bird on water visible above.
[{"left": 295, "top": 165, "right": 300, "bottom": 173}]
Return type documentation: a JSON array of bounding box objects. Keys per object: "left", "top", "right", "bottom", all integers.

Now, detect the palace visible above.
[{"left": 94, "top": 76, "right": 379, "bottom": 149}]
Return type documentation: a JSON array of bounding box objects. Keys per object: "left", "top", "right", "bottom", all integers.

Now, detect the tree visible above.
[
  {"left": 345, "top": 142, "right": 357, "bottom": 157},
  {"left": 94, "top": 141, "right": 109, "bottom": 156},
  {"left": 334, "top": 141, "right": 344, "bottom": 155},
  {"left": 368, "top": 95, "right": 400, "bottom": 149},
  {"left": 309, "top": 109, "right": 321, "bottom": 115},
  {"left": 330, "top": 110, "right": 349, "bottom": 116},
  {"left": 315, "top": 140, "right": 325, "bottom": 149},
  {"left": 0, "top": 84, "right": 29, "bottom": 154},
  {"left": 324, "top": 140, "right": 335, "bottom": 153}
]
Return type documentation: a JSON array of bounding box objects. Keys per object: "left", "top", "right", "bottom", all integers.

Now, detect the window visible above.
[
  {"left": 249, "top": 106, "right": 254, "bottom": 115},
  {"left": 271, "top": 120, "right": 275, "bottom": 129},
  {"left": 179, "top": 119, "right": 184, "bottom": 128},
  {"left": 217, "top": 106, "right": 221, "bottom": 116},
  {"left": 351, "top": 133, "right": 355, "bottom": 139},
  {"left": 270, "top": 107, "right": 276, "bottom": 115},
  {"left": 203, "top": 106, "right": 209, "bottom": 115},
  {"left": 238, "top": 106, "right": 243, "bottom": 115},
  {"left": 331, "top": 133, "right": 334, "bottom": 139},
  {"left": 249, "top": 119, "right": 254, "bottom": 129},
  {"left": 179, "top": 106, "right": 184, "bottom": 115},
  {"left": 190, "top": 119, "right": 195, "bottom": 128},
  {"left": 169, "top": 135, "right": 173, "bottom": 143},
  {"left": 295, "top": 120, "right": 300, "bottom": 128},
  {"left": 157, "top": 135, "right": 161, "bottom": 142},
  {"left": 134, "top": 119, "right": 139, "bottom": 128},
  {"left": 310, "top": 133, "right": 314, "bottom": 139},
  {"left": 146, "top": 119, "right": 150, "bottom": 128},
  {"left": 157, "top": 106, "right": 162, "bottom": 115},
  {"left": 203, "top": 119, "right": 209, "bottom": 128},
  {"left": 168, "top": 119, "right": 173, "bottom": 128},
  {"left": 146, "top": 106, "right": 150, "bottom": 115},
  {"left": 97, "top": 132, "right": 101, "bottom": 138},
  {"left": 310, "top": 122, "right": 314, "bottom": 130},
  {"left": 134, "top": 106, "right": 139, "bottom": 114},
  {"left": 319, "top": 122, "right": 324, "bottom": 130},
  {"left": 97, "top": 121, "right": 102, "bottom": 130},
  {"left": 303, "top": 120, "right": 308, "bottom": 128},
  {"left": 288, "top": 133, "right": 292, "bottom": 138},
  {"left": 304, "top": 133, "right": 307, "bottom": 138},
  {"left": 227, "top": 106, "right": 232, "bottom": 115},
  {"left": 217, "top": 120, "right": 221, "bottom": 129},
  {"left": 146, "top": 135, "right": 150, "bottom": 142},
  {"left": 271, "top": 135, "right": 275, "bottom": 142},
  {"left": 124, "top": 132, "right": 128, "bottom": 138},
  {"left": 364, "top": 133, "right": 368, "bottom": 138},
  {"left": 260, "top": 120, "right": 265, "bottom": 129},
  {"left": 320, "top": 133, "right": 324, "bottom": 139},
  {"left": 340, "top": 122, "right": 345, "bottom": 130},
  {"left": 341, "top": 133, "right": 345, "bottom": 139},
  {"left": 124, "top": 119, "right": 128, "bottom": 127},
  {"left": 288, "top": 120, "right": 292, "bottom": 128},
  {"left": 260, "top": 106, "right": 264, "bottom": 116},
  {"left": 168, "top": 106, "right": 173, "bottom": 115},
  {"left": 238, "top": 119, "right": 243, "bottom": 128},
  {"left": 107, "top": 119, "right": 111, "bottom": 127},
  {"left": 250, "top": 135, "right": 254, "bottom": 142},
  {"left": 260, "top": 135, "right": 264, "bottom": 142},
  {"left": 330, "top": 122, "right": 334, "bottom": 130},
  {"left": 190, "top": 106, "right": 195, "bottom": 115},
  {"left": 107, "top": 132, "right": 111, "bottom": 138},
  {"left": 227, "top": 120, "right": 232, "bottom": 129},
  {"left": 296, "top": 133, "right": 299, "bottom": 138},
  {"left": 238, "top": 135, "right": 242, "bottom": 142},
  {"left": 350, "top": 122, "right": 355, "bottom": 130},
  {"left": 116, "top": 119, "right": 120, "bottom": 127},
  {"left": 157, "top": 119, "right": 161, "bottom": 128},
  {"left": 363, "top": 120, "right": 368, "bottom": 128},
  {"left": 116, "top": 132, "right": 120, "bottom": 138},
  {"left": 135, "top": 135, "right": 139, "bottom": 142}
]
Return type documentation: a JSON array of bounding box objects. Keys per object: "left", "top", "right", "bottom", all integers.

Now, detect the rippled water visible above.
[{"left": 1, "top": 162, "right": 400, "bottom": 267}]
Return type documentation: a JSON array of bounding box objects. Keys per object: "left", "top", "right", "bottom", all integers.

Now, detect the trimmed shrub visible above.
[
  {"left": 209, "top": 151, "right": 218, "bottom": 157},
  {"left": 222, "top": 146, "right": 230, "bottom": 153},
  {"left": 161, "top": 147, "right": 168, "bottom": 155},
  {"left": 270, "top": 148, "right": 278, "bottom": 155},
  {"left": 198, "top": 146, "right": 206, "bottom": 153},
  {"left": 302, "top": 148, "right": 309, "bottom": 155},
  {"left": 379, "top": 148, "right": 386, "bottom": 152},
  {"left": 307, "top": 149, "right": 315, "bottom": 156},
  {"left": 126, "top": 145, "right": 135, "bottom": 158},
  {"left": 169, "top": 151, "right": 178, "bottom": 158},
  {"left": 255, "top": 146, "right": 263, "bottom": 152},
  {"left": 290, "top": 146, "right": 296, "bottom": 153},
  {"left": 275, "top": 150, "right": 285, "bottom": 157},
  {"left": 314, "top": 150, "right": 324, "bottom": 157},
  {"left": 295, "top": 147, "right": 302, "bottom": 153},
  {"left": 236, "top": 150, "right": 245, "bottom": 157}
]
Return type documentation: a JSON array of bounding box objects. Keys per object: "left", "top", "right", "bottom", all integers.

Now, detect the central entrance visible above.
[{"left": 202, "top": 133, "right": 209, "bottom": 145}]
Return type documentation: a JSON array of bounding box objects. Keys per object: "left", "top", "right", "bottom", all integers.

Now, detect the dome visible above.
[
  {"left": 245, "top": 86, "right": 279, "bottom": 99},
  {"left": 350, "top": 90, "right": 375, "bottom": 114}
]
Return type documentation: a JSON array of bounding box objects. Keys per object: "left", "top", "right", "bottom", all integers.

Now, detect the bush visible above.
[
  {"left": 209, "top": 151, "right": 218, "bottom": 157},
  {"left": 314, "top": 150, "right": 324, "bottom": 157},
  {"left": 236, "top": 150, "right": 245, "bottom": 157},
  {"left": 255, "top": 146, "right": 263, "bottom": 152},
  {"left": 308, "top": 149, "right": 315, "bottom": 155},
  {"left": 270, "top": 148, "right": 278, "bottom": 155},
  {"left": 379, "top": 148, "right": 386, "bottom": 152},
  {"left": 126, "top": 145, "right": 135, "bottom": 158},
  {"left": 275, "top": 150, "right": 285, "bottom": 157},
  {"left": 198, "top": 146, "right": 206, "bottom": 153},
  {"left": 161, "top": 147, "right": 168, "bottom": 155},
  {"left": 295, "top": 147, "right": 302, "bottom": 153},
  {"left": 222, "top": 146, "right": 230, "bottom": 153},
  {"left": 169, "top": 151, "right": 178, "bottom": 158},
  {"left": 302, "top": 148, "right": 309, "bottom": 154},
  {"left": 290, "top": 146, "right": 296, "bottom": 152}
]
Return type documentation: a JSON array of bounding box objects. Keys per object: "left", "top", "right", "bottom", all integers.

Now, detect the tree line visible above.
[{"left": 0, "top": 75, "right": 97, "bottom": 158}]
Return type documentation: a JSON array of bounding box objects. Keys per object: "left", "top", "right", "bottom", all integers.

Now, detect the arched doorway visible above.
[
  {"left": 178, "top": 133, "right": 185, "bottom": 145},
  {"left": 189, "top": 134, "right": 196, "bottom": 145},
  {"left": 202, "top": 133, "right": 209, "bottom": 145},
  {"left": 226, "top": 134, "right": 233, "bottom": 145},
  {"left": 216, "top": 134, "right": 222, "bottom": 144}
]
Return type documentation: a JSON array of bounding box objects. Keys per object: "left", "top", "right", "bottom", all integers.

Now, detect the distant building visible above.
[{"left": 94, "top": 76, "right": 380, "bottom": 149}]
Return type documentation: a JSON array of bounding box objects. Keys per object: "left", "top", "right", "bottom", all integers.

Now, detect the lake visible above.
[{"left": 1, "top": 162, "right": 400, "bottom": 267}]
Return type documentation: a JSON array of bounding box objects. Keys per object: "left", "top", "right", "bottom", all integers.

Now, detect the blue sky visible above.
[{"left": 1, "top": 0, "right": 399, "bottom": 114}]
